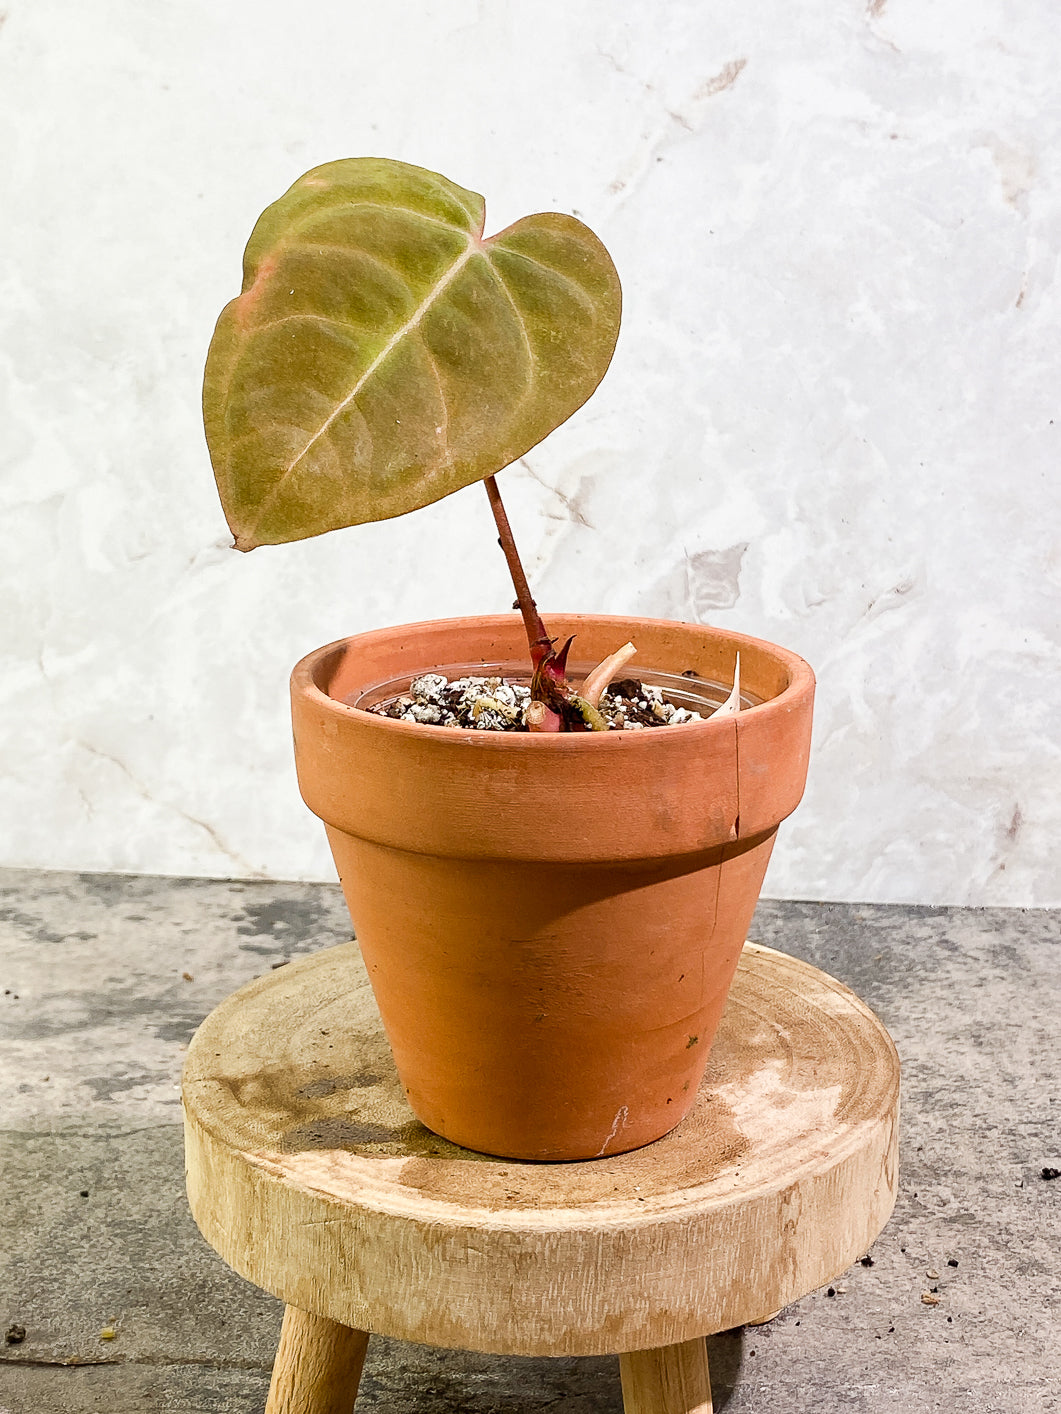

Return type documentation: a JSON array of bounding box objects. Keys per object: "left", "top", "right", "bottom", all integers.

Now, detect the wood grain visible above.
[
  {"left": 183, "top": 942, "right": 899, "bottom": 1356},
  {"left": 264, "top": 1307, "right": 368, "bottom": 1414},
  {"left": 619, "top": 1339, "right": 713, "bottom": 1414}
]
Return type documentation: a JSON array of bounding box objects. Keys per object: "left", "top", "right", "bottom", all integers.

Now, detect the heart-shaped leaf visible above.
[{"left": 203, "top": 158, "right": 621, "bottom": 550}]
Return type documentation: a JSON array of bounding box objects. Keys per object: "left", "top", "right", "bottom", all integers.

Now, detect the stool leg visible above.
[
  {"left": 265, "top": 1305, "right": 369, "bottom": 1414},
  {"left": 619, "top": 1337, "right": 713, "bottom": 1414}
]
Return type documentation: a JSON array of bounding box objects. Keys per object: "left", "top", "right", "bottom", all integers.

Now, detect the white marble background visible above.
[{"left": 2, "top": 0, "right": 1058, "bottom": 905}]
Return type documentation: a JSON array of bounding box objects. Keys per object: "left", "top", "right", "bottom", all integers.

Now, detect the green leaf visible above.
[{"left": 203, "top": 158, "right": 621, "bottom": 550}]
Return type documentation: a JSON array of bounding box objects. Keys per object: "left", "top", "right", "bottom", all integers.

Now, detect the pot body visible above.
[{"left": 292, "top": 614, "right": 814, "bottom": 1160}]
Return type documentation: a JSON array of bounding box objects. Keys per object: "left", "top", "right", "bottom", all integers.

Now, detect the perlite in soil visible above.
[{"left": 369, "top": 673, "right": 704, "bottom": 731}]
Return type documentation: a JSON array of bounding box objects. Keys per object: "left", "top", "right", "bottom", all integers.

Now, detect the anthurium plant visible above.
[{"left": 204, "top": 157, "right": 730, "bottom": 729}]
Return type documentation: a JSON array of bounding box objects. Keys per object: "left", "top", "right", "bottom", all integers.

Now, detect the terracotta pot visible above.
[{"left": 291, "top": 614, "right": 813, "bottom": 1161}]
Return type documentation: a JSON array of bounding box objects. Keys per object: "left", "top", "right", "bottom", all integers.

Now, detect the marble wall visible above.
[{"left": 2, "top": 0, "right": 1058, "bottom": 905}]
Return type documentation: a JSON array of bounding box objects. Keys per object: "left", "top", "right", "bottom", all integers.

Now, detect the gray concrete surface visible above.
[{"left": 1, "top": 867, "right": 1058, "bottom": 1413}]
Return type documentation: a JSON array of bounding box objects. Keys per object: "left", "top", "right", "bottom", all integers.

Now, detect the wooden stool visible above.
[{"left": 183, "top": 942, "right": 899, "bottom": 1413}]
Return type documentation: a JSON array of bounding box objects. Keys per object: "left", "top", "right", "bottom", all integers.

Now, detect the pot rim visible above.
[{"left": 292, "top": 612, "right": 814, "bottom": 748}]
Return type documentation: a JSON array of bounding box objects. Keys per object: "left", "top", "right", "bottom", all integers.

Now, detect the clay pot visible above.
[{"left": 291, "top": 614, "right": 813, "bottom": 1161}]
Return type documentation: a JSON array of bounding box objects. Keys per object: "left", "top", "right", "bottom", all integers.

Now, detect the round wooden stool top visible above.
[{"left": 183, "top": 942, "right": 899, "bottom": 1358}]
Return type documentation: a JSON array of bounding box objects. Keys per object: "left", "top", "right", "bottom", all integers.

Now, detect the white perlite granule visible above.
[{"left": 368, "top": 675, "right": 702, "bottom": 731}]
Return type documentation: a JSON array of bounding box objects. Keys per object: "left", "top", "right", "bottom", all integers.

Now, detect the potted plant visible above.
[{"left": 203, "top": 157, "right": 814, "bottom": 1161}]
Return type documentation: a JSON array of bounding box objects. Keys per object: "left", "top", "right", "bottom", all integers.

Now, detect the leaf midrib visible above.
[{"left": 243, "top": 236, "right": 480, "bottom": 541}]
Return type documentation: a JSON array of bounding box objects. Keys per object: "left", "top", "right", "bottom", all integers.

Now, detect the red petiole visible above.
[{"left": 483, "top": 475, "right": 615, "bottom": 732}]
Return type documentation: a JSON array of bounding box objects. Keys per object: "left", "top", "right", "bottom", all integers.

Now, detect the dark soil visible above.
[{"left": 367, "top": 674, "right": 704, "bottom": 731}]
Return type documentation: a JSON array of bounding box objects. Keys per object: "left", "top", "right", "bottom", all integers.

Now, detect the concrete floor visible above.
[{"left": 1, "top": 867, "right": 1058, "bottom": 1413}]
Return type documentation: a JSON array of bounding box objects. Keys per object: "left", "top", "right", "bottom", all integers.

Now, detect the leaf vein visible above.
[
  {"left": 483, "top": 255, "right": 537, "bottom": 384},
  {"left": 485, "top": 241, "right": 595, "bottom": 306},
  {"left": 243, "top": 240, "right": 477, "bottom": 541},
  {"left": 245, "top": 311, "right": 365, "bottom": 337},
  {"left": 287, "top": 200, "right": 476, "bottom": 246}
]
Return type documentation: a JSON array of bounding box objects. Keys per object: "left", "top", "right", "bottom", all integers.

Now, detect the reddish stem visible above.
[{"left": 483, "top": 475, "right": 552, "bottom": 670}]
